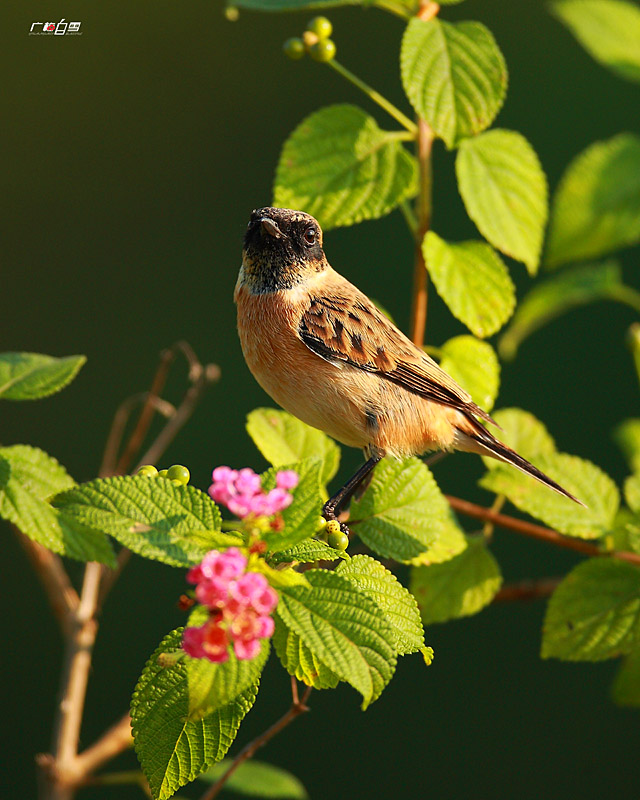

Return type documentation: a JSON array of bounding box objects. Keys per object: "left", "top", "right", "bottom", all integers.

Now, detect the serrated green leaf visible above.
[
  {"left": 410, "top": 537, "right": 502, "bottom": 624},
  {"left": 0, "top": 446, "right": 114, "bottom": 565},
  {"left": 272, "top": 614, "right": 340, "bottom": 689},
  {"left": 614, "top": 418, "right": 640, "bottom": 473},
  {"left": 609, "top": 508, "right": 640, "bottom": 554},
  {"left": 498, "top": 261, "right": 624, "bottom": 359},
  {"left": 273, "top": 104, "right": 418, "bottom": 229},
  {"left": 480, "top": 453, "right": 619, "bottom": 539},
  {"left": 439, "top": 335, "right": 500, "bottom": 412},
  {"left": 336, "top": 554, "right": 425, "bottom": 654},
  {"left": 401, "top": 18, "right": 507, "bottom": 149},
  {"left": 185, "top": 640, "right": 269, "bottom": 720},
  {"left": 277, "top": 570, "right": 396, "bottom": 708},
  {"left": 0, "top": 352, "right": 86, "bottom": 401},
  {"left": 552, "top": 0, "right": 640, "bottom": 83},
  {"left": 200, "top": 759, "right": 308, "bottom": 799},
  {"left": 53, "top": 476, "right": 239, "bottom": 567},
  {"left": 625, "top": 474, "right": 640, "bottom": 513},
  {"left": 546, "top": 134, "right": 640, "bottom": 267},
  {"left": 542, "top": 559, "right": 640, "bottom": 661},
  {"left": 456, "top": 130, "right": 547, "bottom": 273},
  {"left": 131, "top": 629, "right": 259, "bottom": 800},
  {"left": 261, "top": 459, "right": 323, "bottom": 552},
  {"left": 351, "top": 457, "right": 447, "bottom": 563},
  {"left": 479, "top": 408, "right": 556, "bottom": 470},
  {"left": 268, "top": 538, "right": 349, "bottom": 565},
  {"left": 247, "top": 408, "right": 340, "bottom": 487},
  {"left": 423, "top": 233, "right": 515, "bottom": 338},
  {"left": 612, "top": 647, "right": 640, "bottom": 707},
  {"left": 251, "top": 557, "right": 311, "bottom": 589},
  {"left": 412, "top": 512, "right": 468, "bottom": 565}
]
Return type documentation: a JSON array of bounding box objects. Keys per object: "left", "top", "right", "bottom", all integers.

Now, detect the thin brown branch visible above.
[
  {"left": 417, "top": 1, "right": 440, "bottom": 21},
  {"left": 71, "top": 713, "right": 132, "bottom": 783},
  {"left": 446, "top": 494, "right": 640, "bottom": 566},
  {"left": 133, "top": 362, "right": 220, "bottom": 473},
  {"left": 493, "top": 578, "right": 561, "bottom": 603},
  {"left": 199, "top": 686, "right": 313, "bottom": 800},
  {"left": 409, "top": 118, "right": 434, "bottom": 348},
  {"left": 16, "top": 531, "right": 79, "bottom": 630}
]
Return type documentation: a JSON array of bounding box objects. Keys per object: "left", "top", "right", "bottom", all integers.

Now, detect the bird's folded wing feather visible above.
[{"left": 298, "top": 285, "right": 494, "bottom": 425}]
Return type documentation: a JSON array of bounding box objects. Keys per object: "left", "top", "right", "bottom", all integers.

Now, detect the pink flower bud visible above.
[
  {"left": 276, "top": 470, "right": 299, "bottom": 491},
  {"left": 233, "top": 637, "right": 261, "bottom": 660}
]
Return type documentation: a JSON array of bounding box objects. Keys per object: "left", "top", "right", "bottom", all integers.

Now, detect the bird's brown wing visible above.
[{"left": 298, "top": 286, "right": 495, "bottom": 425}]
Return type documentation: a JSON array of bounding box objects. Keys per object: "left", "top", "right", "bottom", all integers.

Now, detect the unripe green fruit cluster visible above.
[
  {"left": 283, "top": 17, "right": 336, "bottom": 63},
  {"left": 316, "top": 517, "right": 349, "bottom": 550},
  {"left": 136, "top": 464, "right": 190, "bottom": 486}
]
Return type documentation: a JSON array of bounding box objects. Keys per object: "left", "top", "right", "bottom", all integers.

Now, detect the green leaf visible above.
[
  {"left": 545, "top": 133, "right": 640, "bottom": 267},
  {"left": 479, "top": 407, "right": 556, "bottom": 469},
  {"left": 552, "top": 0, "right": 640, "bottom": 83},
  {"left": 410, "top": 538, "right": 502, "bottom": 624},
  {"left": 542, "top": 559, "right": 640, "bottom": 661},
  {"left": 131, "top": 629, "right": 259, "bottom": 800},
  {"left": 273, "top": 104, "right": 418, "bottom": 229},
  {"left": 456, "top": 130, "right": 547, "bottom": 273},
  {"left": 277, "top": 570, "right": 397, "bottom": 708},
  {"left": 480, "top": 453, "right": 619, "bottom": 539},
  {"left": 230, "top": 0, "right": 374, "bottom": 8},
  {"left": 351, "top": 457, "right": 448, "bottom": 563},
  {"left": 185, "top": 641, "right": 270, "bottom": 720},
  {"left": 625, "top": 473, "right": 640, "bottom": 513},
  {"left": 272, "top": 614, "right": 340, "bottom": 689},
  {"left": 401, "top": 18, "right": 507, "bottom": 149},
  {"left": 247, "top": 408, "right": 340, "bottom": 487},
  {"left": 423, "top": 233, "right": 515, "bottom": 338},
  {"left": 498, "top": 261, "right": 624, "bottom": 359},
  {"left": 614, "top": 418, "right": 640, "bottom": 473},
  {"left": 251, "top": 558, "right": 311, "bottom": 590},
  {"left": 53, "top": 476, "right": 239, "bottom": 567},
  {"left": 439, "top": 335, "right": 500, "bottom": 412},
  {"left": 0, "top": 446, "right": 115, "bottom": 565},
  {"left": 200, "top": 759, "right": 308, "bottom": 799},
  {"left": 268, "top": 538, "right": 349, "bottom": 564},
  {"left": 612, "top": 647, "right": 640, "bottom": 707},
  {"left": 336, "top": 554, "right": 425, "bottom": 654},
  {"left": 0, "top": 352, "right": 86, "bottom": 401},
  {"left": 261, "top": 459, "right": 324, "bottom": 552},
  {"left": 413, "top": 512, "right": 468, "bottom": 565}
]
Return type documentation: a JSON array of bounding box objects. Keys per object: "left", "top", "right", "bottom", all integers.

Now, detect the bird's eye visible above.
[{"left": 303, "top": 226, "right": 316, "bottom": 246}]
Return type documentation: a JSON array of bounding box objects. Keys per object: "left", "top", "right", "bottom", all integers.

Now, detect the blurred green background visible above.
[{"left": 3, "top": 1, "right": 639, "bottom": 798}]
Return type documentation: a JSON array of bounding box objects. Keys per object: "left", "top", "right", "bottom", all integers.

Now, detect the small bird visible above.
[{"left": 236, "top": 207, "right": 580, "bottom": 523}]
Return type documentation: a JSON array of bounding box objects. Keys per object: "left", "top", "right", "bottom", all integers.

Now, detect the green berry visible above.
[
  {"left": 309, "top": 38, "right": 336, "bottom": 63},
  {"left": 158, "top": 469, "right": 169, "bottom": 479},
  {"left": 307, "top": 16, "right": 333, "bottom": 39},
  {"left": 283, "top": 37, "right": 305, "bottom": 60},
  {"left": 136, "top": 465, "right": 158, "bottom": 478},
  {"left": 167, "top": 464, "right": 190, "bottom": 485},
  {"left": 325, "top": 519, "right": 341, "bottom": 536},
  {"left": 328, "top": 530, "right": 349, "bottom": 550},
  {"left": 316, "top": 516, "right": 328, "bottom": 533}
]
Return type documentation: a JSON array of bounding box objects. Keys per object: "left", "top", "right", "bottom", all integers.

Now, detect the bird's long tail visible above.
[{"left": 454, "top": 425, "right": 584, "bottom": 506}]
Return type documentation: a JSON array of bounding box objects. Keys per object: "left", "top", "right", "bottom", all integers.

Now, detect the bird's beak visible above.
[{"left": 259, "top": 217, "right": 284, "bottom": 239}]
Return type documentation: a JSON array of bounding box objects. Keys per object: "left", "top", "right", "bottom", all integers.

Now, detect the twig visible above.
[
  {"left": 493, "top": 578, "right": 561, "bottom": 603},
  {"left": 446, "top": 494, "right": 640, "bottom": 566},
  {"left": 16, "top": 532, "right": 79, "bottom": 631},
  {"left": 133, "top": 362, "right": 220, "bottom": 472},
  {"left": 199, "top": 686, "right": 313, "bottom": 800},
  {"left": 417, "top": 1, "right": 440, "bottom": 22},
  {"left": 409, "top": 118, "right": 434, "bottom": 347},
  {"left": 71, "top": 713, "right": 133, "bottom": 783}
]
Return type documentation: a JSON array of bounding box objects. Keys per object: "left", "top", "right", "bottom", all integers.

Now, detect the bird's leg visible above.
[{"left": 322, "top": 454, "right": 382, "bottom": 528}]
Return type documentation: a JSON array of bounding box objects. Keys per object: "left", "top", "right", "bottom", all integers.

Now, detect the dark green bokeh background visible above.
[{"left": 3, "top": 2, "right": 639, "bottom": 798}]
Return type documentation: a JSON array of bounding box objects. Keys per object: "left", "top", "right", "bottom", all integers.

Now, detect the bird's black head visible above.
[{"left": 241, "top": 207, "right": 327, "bottom": 293}]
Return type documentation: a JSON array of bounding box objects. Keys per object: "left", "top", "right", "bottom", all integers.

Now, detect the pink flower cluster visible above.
[
  {"left": 208, "top": 466, "right": 299, "bottom": 519},
  {"left": 182, "top": 548, "right": 278, "bottom": 662}
]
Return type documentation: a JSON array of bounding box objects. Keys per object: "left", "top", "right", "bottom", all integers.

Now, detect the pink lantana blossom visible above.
[
  {"left": 182, "top": 547, "right": 278, "bottom": 663},
  {"left": 207, "top": 466, "right": 299, "bottom": 520}
]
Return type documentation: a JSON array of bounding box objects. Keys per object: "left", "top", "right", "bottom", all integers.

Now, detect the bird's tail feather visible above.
[{"left": 455, "top": 427, "right": 584, "bottom": 506}]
